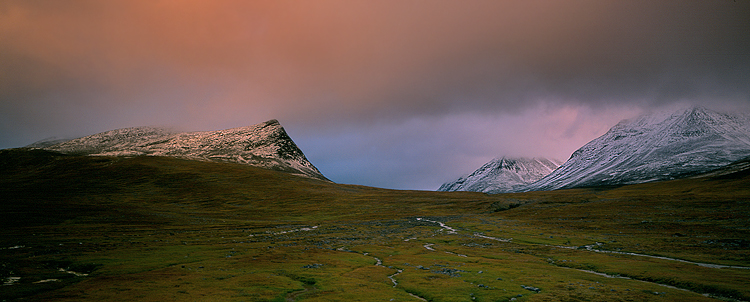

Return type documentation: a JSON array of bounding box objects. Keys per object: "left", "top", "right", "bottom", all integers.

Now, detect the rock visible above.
[{"left": 432, "top": 268, "right": 465, "bottom": 277}]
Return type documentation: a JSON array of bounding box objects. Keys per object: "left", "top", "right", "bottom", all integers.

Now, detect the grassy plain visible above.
[{"left": 1, "top": 149, "right": 749, "bottom": 301}]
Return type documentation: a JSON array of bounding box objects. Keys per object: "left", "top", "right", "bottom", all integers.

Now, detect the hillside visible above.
[
  {"left": 1, "top": 149, "right": 749, "bottom": 301},
  {"left": 40, "top": 119, "right": 328, "bottom": 181}
]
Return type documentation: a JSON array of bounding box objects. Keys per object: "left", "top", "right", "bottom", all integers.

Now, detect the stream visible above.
[
  {"left": 365, "top": 253, "right": 400, "bottom": 287},
  {"left": 415, "top": 217, "right": 749, "bottom": 301},
  {"left": 417, "top": 217, "right": 750, "bottom": 270},
  {"left": 554, "top": 243, "right": 750, "bottom": 270},
  {"left": 365, "top": 253, "right": 427, "bottom": 301},
  {"left": 557, "top": 266, "right": 715, "bottom": 298}
]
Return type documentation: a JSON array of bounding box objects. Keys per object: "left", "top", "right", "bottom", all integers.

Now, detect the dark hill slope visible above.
[
  {"left": 1, "top": 149, "right": 750, "bottom": 301},
  {"left": 0, "top": 148, "right": 504, "bottom": 228}
]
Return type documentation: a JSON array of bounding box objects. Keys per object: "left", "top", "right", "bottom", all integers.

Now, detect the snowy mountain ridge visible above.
[
  {"left": 41, "top": 120, "right": 328, "bottom": 181},
  {"left": 522, "top": 107, "right": 750, "bottom": 191},
  {"left": 438, "top": 157, "right": 561, "bottom": 193}
]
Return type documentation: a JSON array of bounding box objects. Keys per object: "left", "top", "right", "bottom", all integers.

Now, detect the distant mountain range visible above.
[
  {"left": 441, "top": 107, "right": 750, "bottom": 193},
  {"left": 24, "top": 106, "right": 750, "bottom": 192},
  {"left": 526, "top": 107, "right": 750, "bottom": 191},
  {"left": 438, "top": 157, "right": 561, "bottom": 193},
  {"left": 35, "top": 120, "right": 329, "bottom": 181}
]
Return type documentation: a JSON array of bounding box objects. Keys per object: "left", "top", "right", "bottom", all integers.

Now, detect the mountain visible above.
[
  {"left": 25, "top": 137, "right": 73, "bottom": 148},
  {"left": 40, "top": 119, "right": 329, "bottom": 181},
  {"left": 692, "top": 155, "right": 750, "bottom": 180},
  {"left": 523, "top": 107, "right": 750, "bottom": 191},
  {"left": 438, "top": 157, "right": 561, "bottom": 193}
]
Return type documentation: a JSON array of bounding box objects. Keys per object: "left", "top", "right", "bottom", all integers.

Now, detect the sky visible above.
[{"left": 1, "top": 0, "right": 749, "bottom": 190}]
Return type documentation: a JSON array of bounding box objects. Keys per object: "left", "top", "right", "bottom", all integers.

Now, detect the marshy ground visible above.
[{"left": 1, "top": 150, "right": 749, "bottom": 301}]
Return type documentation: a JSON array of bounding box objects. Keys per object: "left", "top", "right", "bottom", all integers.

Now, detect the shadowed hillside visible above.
[{"left": 1, "top": 149, "right": 749, "bottom": 301}]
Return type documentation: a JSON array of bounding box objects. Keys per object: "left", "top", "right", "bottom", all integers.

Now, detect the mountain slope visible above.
[
  {"left": 438, "top": 157, "right": 561, "bottom": 193},
  {"left": 693, "top": 155, "right": 750, "bottom": 180},
  {"left": 523, "top": 107, "right": 750, "bottom": 191},
  {"left": 41, "top": 119, "right": 328, "bottom": 181}
]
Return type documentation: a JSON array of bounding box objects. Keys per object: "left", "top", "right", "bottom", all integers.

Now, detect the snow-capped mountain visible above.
[
  {"left": 41, "top": 120, "right": 329, "bottom": 181},
  {"left": 523, "top": 107, "right": 750, "bottom": 191},
  {"left": 438, "top": 157, "right": 561, "bottom": 193},
  {"left": 694, "top": 155, "right": 750, "bottom": 179}
]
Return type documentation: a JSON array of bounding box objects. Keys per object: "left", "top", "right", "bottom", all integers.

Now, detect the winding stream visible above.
[
  {"left": 369, "top": 255, "right": 401, "bottom": 287},
  {"left": 473, "top": 233, "right": 512, "bottom": 243},
  {"left": 417, "top": 217, "right": 750, "bottom": 270},
  {"left": 554, "top": 243, "right": 750, "bottom": 270},
  {"left": 416, "top": 218, "right": 457, "bottom": 234},
  {"left": 415, "top": 217, "right": 749, "bottom": 301},
  {"left": 366, "top": 254, "right": 427, "bottom": 301},
  {"left": 557, "top": 266, "right": 713, "bottom": 297},
  {"left": 387, "top": 268, "right": 402, "bottom": 287}
]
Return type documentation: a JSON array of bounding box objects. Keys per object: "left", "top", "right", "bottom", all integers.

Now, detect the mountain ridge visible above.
[
  {"left": 522, "top": 106, "right": 750, "bottom": 191},
  {"left": 438, "top": 157, "right": 561, "bottom": 193},
  {"left": 39, "top": 119, "right": 329, "bottom": 181}
]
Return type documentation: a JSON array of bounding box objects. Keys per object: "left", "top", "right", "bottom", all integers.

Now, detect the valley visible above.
[
  {"left": 4, "top": 1, "right": 750, "bottom": 301},
  {"left": 1, "top": 150, "right": 749, "bottom": 301}
]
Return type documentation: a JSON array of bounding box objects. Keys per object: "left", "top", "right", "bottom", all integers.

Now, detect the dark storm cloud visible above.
[
  {"left": 1, "top": 1, "right": 748, "bottom": 188},
  {"left": 409, "top": 1, "right": 750, "bottom": 111}
]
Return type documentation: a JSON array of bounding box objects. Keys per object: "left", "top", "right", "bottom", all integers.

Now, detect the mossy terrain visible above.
[{"left": 1, "top": 148, "right": 749, "bottom": 301}]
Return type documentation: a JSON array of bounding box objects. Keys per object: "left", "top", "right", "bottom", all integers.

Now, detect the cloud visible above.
[{"left": 3, "top": 1, "right": 748, "bottom": 119}]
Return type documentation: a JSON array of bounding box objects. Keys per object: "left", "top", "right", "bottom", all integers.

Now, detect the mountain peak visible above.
[
  {"left": 264, "top": 119, "right": 280, "bottom": 125},
  {"left": 41, "top": 120, "right": 328, "bottom": 181},
  {"left": 438, "top": 156, "right": 561, "bottom": 193},
  {"left": 525, "top": 107, "right": 750, "bottom": 191}
]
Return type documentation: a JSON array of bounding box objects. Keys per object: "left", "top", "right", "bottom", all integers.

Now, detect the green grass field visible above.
[{"left": 1, "top": 149, "right": 749, "bottom": 301}]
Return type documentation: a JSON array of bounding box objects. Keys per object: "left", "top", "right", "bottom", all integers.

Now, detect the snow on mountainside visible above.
[
  {"left": 41, "top": 120, "right": 329, "bottom": 181},
  {"left": 438, "top": 157, "right": 561, "bottom": 193},
  {"left": 523, "top": 107, "right": 750, "bottom": 191},
  {"left": 25, "top": 137, "right": 74, "bottom": 148}
]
